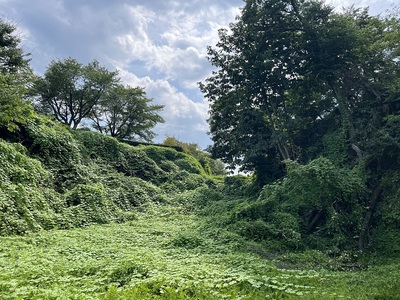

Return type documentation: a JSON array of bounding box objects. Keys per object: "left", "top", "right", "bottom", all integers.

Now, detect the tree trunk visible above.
[
  {"left": 307, "top": 209, "right": 323, "bottom": 233},
  {"left": 330, "top": 82, "right": 355, "bottom": 142},
  {"left": 358, "top": 183, "right": 382, "bottom": 251}
]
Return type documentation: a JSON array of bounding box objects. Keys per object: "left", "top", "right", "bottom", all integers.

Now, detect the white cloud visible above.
[
  {"left": 115, "top": 3, "right": 240, "bottom": 89},
  {"left": 327, "top": 0, "right": 397, "bottom": 14},
  {"left": 117, "top": 69, "right": 210, "bottom": 146},
  {"left": 1, "top": 0, "right": 395, "bottom": 148}
]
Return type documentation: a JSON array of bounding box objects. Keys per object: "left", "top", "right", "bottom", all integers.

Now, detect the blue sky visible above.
[{"left": 0, "top": 0, "right": 396, "bottom": 149}]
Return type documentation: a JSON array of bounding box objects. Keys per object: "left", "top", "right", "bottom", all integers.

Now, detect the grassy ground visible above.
[{"left": 0, "top": 203, "right": 399, "bottom": 300}]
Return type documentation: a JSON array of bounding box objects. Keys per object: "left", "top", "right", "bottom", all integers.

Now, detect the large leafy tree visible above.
[
  {"left": 90, "top": 84, "right": 164, "bottom": 142},
  {"left": 200, "top": 0, "right": 399, "bottom": 178},
  {"left": 201, "top": 0, "right": 400, "bottom": 250},
  {"left": 34, "top": 58, "right": 118, "bottom": 129},
  {"left": 200, "top": 0, "right": 336, "bottom": 178}
]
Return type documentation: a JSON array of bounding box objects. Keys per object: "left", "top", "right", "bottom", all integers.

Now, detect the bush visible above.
[
  {"left": 372, "top": 171, "right": 400, "bottom": 256},
  {"left": 143, "top": 145, "right": 207, "bottom": 176},
  {"left": 105, "top": 173, "right": 168, "bottom": 209}
]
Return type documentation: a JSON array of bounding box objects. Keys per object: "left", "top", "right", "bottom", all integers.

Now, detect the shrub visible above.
[
  {"left": 372, "top": 171, "right": 400, "bottom": 256},
  {"left": 143, "top": 145, "right": 207, "bottom": 176}
]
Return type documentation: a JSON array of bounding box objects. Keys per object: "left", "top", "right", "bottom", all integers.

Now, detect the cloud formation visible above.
[{"left": 0, "top": 0, "right": 396, "bottom": 148}]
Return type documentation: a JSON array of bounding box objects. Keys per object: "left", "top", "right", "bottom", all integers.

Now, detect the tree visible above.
[
  {"left": 0, "top": 19, "right": 31, "bottom": 74},
  {"left": 34, "top": 58, "right": 118, "bottom": 129},
  {"left": 201, "top": 0, "right": 400, "bottom": 251},
  {"left": 90, "top": 84, "right": 164, "bottom": 142},
  {"left": 0, "top": 72, "right": 35, "bottom": 133},
  {"left": 0, "top": 19, "right": 34, "bottom": 133},
  {"left": 200, "top": 0, "right": 336, "bottom": 180}
]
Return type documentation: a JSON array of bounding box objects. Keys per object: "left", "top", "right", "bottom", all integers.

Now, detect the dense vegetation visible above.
[
  {"left": 1, "top": 0, "right": 400, "bottom": 298},
  {"left": 200, "top": 0, "right": 400, "bottom": 254}
]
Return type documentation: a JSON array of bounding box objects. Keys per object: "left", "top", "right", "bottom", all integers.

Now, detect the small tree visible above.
[
  {"left": 0, "top": 19, "right": 34, "bottom": 132},
  {"left": 34, "top": 58, "right": 118, "bottom": 129},
  {"left": 90, "top": 84, "right": 164, "bottom": 142},
  {"left": 0, "top": 19, "right": 31, "bottom": 74}
]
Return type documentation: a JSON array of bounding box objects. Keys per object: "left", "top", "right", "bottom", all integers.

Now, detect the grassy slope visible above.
[{"left": 1, "top": 202, "right": 400, "bottom": 300}]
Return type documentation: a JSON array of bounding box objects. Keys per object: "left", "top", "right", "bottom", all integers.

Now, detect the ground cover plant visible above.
[{"left": 1, "top": 203, "right": 400, "bottom": 300}]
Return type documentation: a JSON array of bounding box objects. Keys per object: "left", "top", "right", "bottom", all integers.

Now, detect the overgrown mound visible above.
[
  {"left": 0, "top": 115, "right": 212, "bottom": 235},
  {"left": 194, "top": 158, "right": 400, "bottom": 259}
]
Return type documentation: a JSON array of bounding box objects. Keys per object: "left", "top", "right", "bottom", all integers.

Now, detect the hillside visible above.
[{"left": 0, "top": 113, "right": 218, "bottom": 235}]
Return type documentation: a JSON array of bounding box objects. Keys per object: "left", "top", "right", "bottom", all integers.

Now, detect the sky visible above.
[{"left": 0, "top": 0, "right": 397, "bottom": 149}]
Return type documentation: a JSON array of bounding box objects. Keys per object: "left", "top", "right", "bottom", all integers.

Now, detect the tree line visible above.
[{"left": 0, "top": 19, "right": 164, "bottom": 142}]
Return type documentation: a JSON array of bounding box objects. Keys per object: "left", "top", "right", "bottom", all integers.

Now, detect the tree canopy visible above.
[
  {"left": 34, "top": 58, "right": 118, "bottom": 129},
  {"left": 200, "top": 0, "right": 400, "bottom": 181},
  {"left": 0, "top": 19, "right": 34, "bottom": 132},
  {"left": 0, "top": 19, "right": 31, "bottom": 74},
  {"left": 90, "top": 84, "right": 164, "bottom": 142}
]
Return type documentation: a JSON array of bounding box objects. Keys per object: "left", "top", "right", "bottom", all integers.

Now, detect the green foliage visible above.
[
  {"left": 201, "top": 0, "right": 400, "bottom": 184},
  {"left": 141, "top": 145, "right": 183, "bottom": 170},
  {"left": 63, "top": 183, "right": 123, "bottom": 227},
  {"left": 372, "top": 171, "right": 400, "bottom": 256},
  {"left": 107, "top": 261, "right": 149, "bottom": 287},
  {"left": 73, "top": 131, "right": 167, "bottom": 183},
  {"left": 167, "top": 171, "right": 208, "bottom": 192},
  {"left": 282, "top": 158, "right": 364, "bottom": 208},
  {"left": 143, "top": 145, "right": 206, "bottom": 176},
  {"left": 34, "top": 57, "right": 118, "bottom": 129},
  {"left": 223, "top": 175, "right": 257, "bottom": 197},
  {"left": 0, "top": 140, "right": 48, "bottom": 186},
  {"left": 91, "top": 84, "right": 164, "bottom": 141},
  {"left": 0, "top": 72, "right": 35, "bottom": 133},
  {"left": 1, "top": 207, "right": 400, "bottom": 300},
  {"left": 21, "top": 116, "right": 85, "bottom": 193},
  {"left": 0, "top": 18, "right": 31, "bottom": 73},
  {"left": 1, "top": 14, "right": 400, "bottom": 294},
  {"left": 26, "top": 116, "right": 81, "bottom": 168},
  {"left": 105, "top": 173, "right": 167, "bottom": 209},
  {"left": 225, "top": 158, "right": 366, "bottom": 251},
  {"left": 74, "top": 129, "right": 125, "bottom": 163},
  {"left": 169, "top": 230, "right": 205, "bottom": 249},
  {"left": 0, "top": 98, "right": 219, "bottom": 235},
  {"left": 321, "top": 129, "right": 348, "bottom": 166},
  {"left": 0, "top": 139, "right": 60, "bottom": 235},
  {"left": 200, "top": 0, "right": 339, "bottom": 172},
  {"left": 163, "top": 136, "right": 226, "bottom": 176}
]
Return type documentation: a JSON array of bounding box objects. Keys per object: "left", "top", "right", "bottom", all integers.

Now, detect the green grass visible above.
[{"left": 0, "top": 203, "right": 399, "bottom": 300}]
